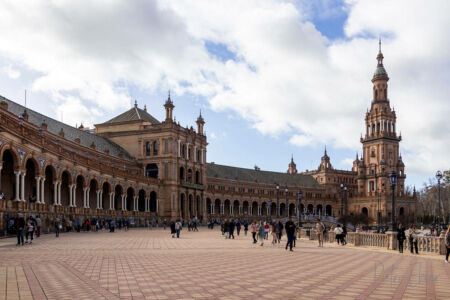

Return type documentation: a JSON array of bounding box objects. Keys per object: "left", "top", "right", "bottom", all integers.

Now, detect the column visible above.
[
  {"left": 83, "top": 187, "right": 88, "bottom": 208},
  {"left": 0, "top": 165, "right": 2, "bottom": 191},
  {"left": 258, "top": 205, "right": 261, "bottom": 216},
  {"left": 35, "top": 177, "right": 41, "bottom": 203},
  {"left": 69, "top": 184, "right": 74, "bottom": 207},
  {"left": 40, "top": 178, "right": 45, "bottom": 204},
  {"left": 194, "top": 146, "right": 197, "bottom": 162},
  {"left": 250, "top": 206, "right": 253, "bottom": 215},
  {"left": 156, "top": 198, "right": 159, "bottom": 213},
  {"left": 96, "top": 190, "right": 101, "bottom": 209},
  {"left": 57, "top": 182, "right": 62, "bottom": 205},
  {"left": 122, "top": 195, "right": 126, "bottom": 211},
  {"left": 14, "top": 171, "right": 20, "bottom": 201},
  {"left": 267, "top": 206, "right": 270, "bottom": 216},
  {"left": 53, "top": 181, "right": 58, "bottom": 205},
  {"left": 20, "top": 172, "right": 25, "bottom": 201},
  {"left": 109, "top": 193, "right": 114, "bottom": 210},
  {"left": 144, "top": 197, "right": 148, "bottom": 212},
  {"left": 230, "top": 205, "right": 233, "bottom": 215},
  {"left": 133, "top": 196, "right": 138, "bottom": 211},
  {"left": 177, "top": 140, "right": 181, "bottom": 157}
]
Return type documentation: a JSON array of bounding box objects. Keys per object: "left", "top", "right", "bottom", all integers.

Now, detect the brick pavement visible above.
[{"left": 0, "top": 228, "right": 448, "bottom": 299}]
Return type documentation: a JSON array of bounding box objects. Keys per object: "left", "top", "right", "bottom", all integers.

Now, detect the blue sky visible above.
[{"left": 0, "top": 0, "right": 448, "bottom": 190}]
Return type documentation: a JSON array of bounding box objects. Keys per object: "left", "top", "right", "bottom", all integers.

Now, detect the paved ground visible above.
[{"left": 0, "top": 228, "right": 448, "bottom": 300}]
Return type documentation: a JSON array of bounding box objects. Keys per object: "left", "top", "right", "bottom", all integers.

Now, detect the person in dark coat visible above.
[
  {"left": 170, "top": 221, "right": 176, "bottom": 238},
  {"left": 229, "top": 219, "right": 235, "bottom": 239},
  {"left": 15, "top": 214, "right": 25, "bottom": 246},
  {"left": 397, "top": 223, "right": 406, "bottom": 253},
  {"left": 285, "top": 217, "right": 296, "bottom": 251},
  {"left": 223, "top": 220, "right": 229, "bottom": 239},
  {"left": 342, "top": 225, "right": 347, "bottom": 245},
  {"left": 277, "top": 220, "right": 284, "bottom": 243},
  {"left": 236, "top": 221, "right": 241, "bottom": 236}
]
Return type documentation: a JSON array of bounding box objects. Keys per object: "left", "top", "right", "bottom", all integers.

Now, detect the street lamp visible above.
[
  {"left": 389, "top": 171, "right": 397, "bottom": 231},
  {"left": 285, "top": 186, "right": 289, "bottom": 218},
  {"left": 297, "top": 189, "right": 303, "bottom": 227},
  {"left": 435, "top": 170, "right": 444, "bottom": 224},
  {"left": 377, "top": 188, "right": 382, "bottom": 233},
  {"left": 340, "top": 183, "right": 346, "bottom": 217},
  {"left": 276, "top": 184, "right": 280, "bottom": 218}
]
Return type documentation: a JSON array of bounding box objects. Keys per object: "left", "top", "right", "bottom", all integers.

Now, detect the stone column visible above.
[
  {"left": 14, "top": 171, "right": 20, "bottom": 201},
  {"left": 40, "top": 177, "right": 45, "bottom": 204},
  {"left": 57, "top": 182, "right": 62, "bottom": 205},
  {"left": 96, "top": 190, "right": 101, "bottom": 209},
  {"left": 53, "top": 182, "right": 58, "bottom": 205},
  {"left": 122, "top": 195, "right": 126, "bottom": 211},
  {"left": 156, "top": 198, "right": 159, "bottom": 214},
  {"left": 133, "top": 196, "right": 138, "bottom": 211},
  {"left": 35, "top": 177, "right": 41, "bottom": 203},
  {"left": 83, "top": 187, "right": 88, "bottom": 208},
  {"left": 109, "top": 193, "right": 114, "bottom": 210},
  {"left": 20, "top": 172, "right": 25, "bottom": 201},
  {"left": 230, "top": 205, "right": 233, "bottom": 215},
  {"left": 69, "top": 184, "right": 74, "bottom": 207},
  {"left": 0, "top": 165, "right": 2, "bottom": 191},
  {"left": 386, "top": 231, "right": 397, "bottom": 250}
]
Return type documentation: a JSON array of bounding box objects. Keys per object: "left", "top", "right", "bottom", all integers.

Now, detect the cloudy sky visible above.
[{"left": 0, "top": 0, "right": 448, "bottom": 188}]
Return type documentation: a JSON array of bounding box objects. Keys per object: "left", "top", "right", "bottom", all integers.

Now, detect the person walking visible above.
[
  {"left": 25, "top": 218, "right": 35, "bottom": 244},
  {"left": 244, "top": 222, "right": 248, "bottom": 236},
  {"left": 316, "top": 219, "right": 325, "bottom": 247},
  {"left": 170, "top": 221, "right": 176, "bottom": 238},
  {"left": 334, "top": 224, "right": 343, "bottom": 245},
  {"left": 163, "top": 219, "right": 167, "bottom": 230},
  {"left": 342, "top": 224, "right": 347, "bottom": 246},
  {"left": 445, "top": 225, "right": 450, "bottom": 263},
  {"left": 397, "top": 223, "right": 406, "bottom": 253},
  {"left": 277, "top": 220, "right": 284, "bottom": 243},
  {"left": 236, "top": 220, "right": 241, "bottom": 236},
  {"left": 285, "top": 217, "right": 295, "bottom": 251},
  {"left": 258, "top": 221, "right": 265, "bottom": 246},
  {"left": 55, "top": 217, "right": 61, "bottom": 237},
  {"left": 409, "top": 224, "right": 419, "bottom": 254},
  {"left": 229, "top": 219, "right": 235, "bottom": 239},
  {"left": 250, "top": 221, "right": 258, "bottom": 244},
  {"left": 175, "top": 219, "right": 182, "bottom": 238},
  {"left": 35, "top": 215, "right": 42, "bottom": 238},
  {"left": 271, "top": 223, "right": 278, "bottom": 245},
  {"left": 15, "top": 214, "right": 25, "bottom": 246},
  {"left": 264, "top": 222, "right": 270, "bottom": 240}
]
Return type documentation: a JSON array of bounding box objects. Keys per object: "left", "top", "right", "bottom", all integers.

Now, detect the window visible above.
[
  {"left": 153, "top": 141, "right": 158, "bottom": 155},
  {"left": 164, "top": 163, "right": 168, "bottom": 180},
  {"left": 145, "top": 142, "right": 151, "bottom": 156},
  {"left": 164, "top": 139, "right": 168, "bottom": 153},
  {"left": 181, "top": 144, "right": 186, "bottom": 158}
]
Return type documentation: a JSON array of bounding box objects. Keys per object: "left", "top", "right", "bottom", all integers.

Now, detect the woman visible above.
[
  {"left": 445, "top": 225, "right": 450, "bottom": 263},
  {"left": 25, "top": 218, "right": 34, "bottom": 244},
  {"left": 271, "top": 223, "right": 278, "bottom": 245},
  {"left": 250, "top": 221, "right": 258, "bottom": 244},
  {"left": 258, "top": 221, "right": 265, "bottom": 246},
  {"left": 244, "top": 222, "right": 249, "bottom": 236},
  {"left": 409, "top": 224, "right": 419, "bottom": 254},
  {"left": 397, "top": 223, "right": 406, "bottom": 253},
  {"left": 170, "top": 221, "right": 176, "bottom": 238},
  {"left": 334, "top": 224, "right": 343, "bottom": 245}
]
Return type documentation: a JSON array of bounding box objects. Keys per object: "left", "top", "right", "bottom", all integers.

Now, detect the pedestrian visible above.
[
  {"left": 258, "top": 221, "right": 265, "bottom": 246},
  {"left": 15, "top": 214, "right": 25, "bottom": 246},
  {"left": 409, "top": 224, "right": 419, "bottom": 254},
  {"left": 334, "top": 224, "right": 343, "bottom": 245},
  {"left": 175, "top": 219, "right": 182, "bottom": 238},
  {"left": 110, "top": 220, "right": 115, "bottom": 232},
  {"left": 163, "top": 219, "right": 167, "bottom": 230},
  {"left": 277, "top": 220, "right": 284, "bottom": 243},
  {"left": 25, "top": 218, "right": 35, "bottom": 244},
  {"left": 55, "top": 217, "right": 61, "bottom": 237},
  {"left": 236, "top": 220, "right": 241, "bottom": 236},
  {"left": 250, "top": 221, "right": 258, "bottom": 244},
  {"left": 223, "top": 219, "right": 229, "bottom": 239},
  {"left": 342, "top": 224, "right": 347, "bottom": 245},
  {"left": 316, "top": 219, "right": 325, "bottom": 247},
  {"left": 445, "top": 225, "right": 450, "bottom": 263},
  {"left": 76, "top": 219, "right": 81, "bottom": 232},
  {"left": 244, "top": 222, "right": 248, "bottom": 236},
  {"left": 229, "top": 219, "right": 235, "bottom": 239},
  {"left": 170, "top": 221, "right": 176, "bottom": 238},
  {"left": 271, "top": 223, "right": 278, "bottom": 244},
  {"left": 397, "top": 223, "right": 406, "bottom": 253},
  {"left": 264, "top": 222, "right": 270, "bottom": 240},
  {"left": 35, "top": 215, "right": 42, "bottom": 238},
  {"left": 285, "top": 217, "right": 295, "bottom": 251}
]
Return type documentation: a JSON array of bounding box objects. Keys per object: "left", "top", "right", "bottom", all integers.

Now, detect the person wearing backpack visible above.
[{"left": 175, "top": 219, "right": 182, "bottom": 238}]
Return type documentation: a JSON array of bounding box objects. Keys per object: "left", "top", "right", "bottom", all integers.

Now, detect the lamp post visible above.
[
  {"left": 435, "top": 171, "right": 444, "bottom": 224},
  {"left": 389, "top": 171, "right": 397, "bottom": 231},
  {"left": 340, "top": 183, "right": 346, "bottom": 217},
  {"left": 297, "top": 189, "right": 303, "bottom": 227},
  {"left": 285, "top": 186, "right": 289, "bottom": 218},
  {"left": 377, "top": 188, "right": 382, "bottom": 233},
  {"left": 276, "top": 184, "right": 280, "bottom": 218}
]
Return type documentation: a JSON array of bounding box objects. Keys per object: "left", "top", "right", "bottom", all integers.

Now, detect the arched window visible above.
[
  {"left": 181, "top": 144, "right": 186, "bottom": 158},
  {"left": 145, "top": 163, "right": 158, "bottom": 179},
  {"left": 145, "top": 142, "right": 151, "bottom": 156},
  {"left": 187, "top": 169, "right": 193, "bottom": 183},
  {"left": 179, "top": 167, "right": 185, "bottom": 181},
  {"left": 195, "top": 171, "right": 200, "bottom": 184},
  {"left": 153, "top": 141, "right": 158, "bottom": 155}
]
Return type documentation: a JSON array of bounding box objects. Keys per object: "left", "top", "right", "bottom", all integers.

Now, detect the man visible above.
[
  {"left": 277, "top": 220, "right": 284, "bottom": 243},
  {"left": 35, "top": 215, "right": 42, "bottom": 238},
  {"left": 316, "top": 219, "right": 325, "bottom": 247},
  {"left": 229, "top": 219, "right": 235, "bottom": 239},
  {"left": 163, "top": 218, "right": 167, "bottom": 230},
  {"left": 175, "top": 219, "right": 182, "bottom": 238},
  {"left": 285, "top": 217, "right": 296, "bottom": 251},
  {"left": 15, "top": 214, "right": 25, "bottom": 246},
  {"left": 54, "top": 217, "right": 61, "bottom": 237},
  {"left": 236, "top": 220, "right": 241, "bottom": 236}
]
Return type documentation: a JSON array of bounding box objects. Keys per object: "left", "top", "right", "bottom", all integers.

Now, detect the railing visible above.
[
  {"left": 359, "top": 233, "right": 388, "bottom": 248},
  {"left": 181, "top": 181, "right": 206, "bottom": 190},
  {"left": 404, "top": 235, "right": 442, "bottom": 254}
]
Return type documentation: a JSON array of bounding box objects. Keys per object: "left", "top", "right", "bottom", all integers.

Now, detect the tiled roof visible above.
[
  {"left": 0, "top": 95, "right": 133, "bottom": 160},
  {"left": 103, "top": 106, "right": 160, "bottom": 124},
  {"left": 206, "top": 163, "right": 321, "bottom": 188}
]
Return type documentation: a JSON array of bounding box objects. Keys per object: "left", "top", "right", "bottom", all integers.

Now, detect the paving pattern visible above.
[{"left": 0, "top": 228, "right": 448, "bottom": 300}]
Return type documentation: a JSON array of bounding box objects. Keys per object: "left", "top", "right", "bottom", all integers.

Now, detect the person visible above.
[
  {"left": 163, "top": 219, "right": 167, "bottom": 230},
  {"left": 342, "top": 224, "right": 347, "bottom": 245},
  {"left": 229, "top": 219, "right": 235, "bottom": 239},
  {"left": 223, "top": 219, "right": 229, "bottom": 239},
  {"left": 258, "top": 221, "right": 265, "bottom": 246},
  {"left": 250, "top": 221, "right": 258, "bottom": 244},
  {"left": 264, "top": 222, "right": 270, "bottom": 240},
  {"left": 316, "top": 219, "right": 325, "bottom": 247},
  {"left": 15, "top": 214, "right": 25, "bottom": 246},
  {"left": 285, "top": 217, "right": 295, "bottom": 251},
  {"left": 25, "top": 218, "right": 35, "bottom": 244},
  {"left": 76, "top": 219, "right": 81, "bottom": 232},
  {"left": 55, "top": 217, "right": 61, "bottom": 237},
  {"left": 175, "top": 219, "right": 182, "bottom": 238},
  {"left": 409, "top": 224, "right": 419, "bottom": 254},
  {"left": 277, "top": 220, "right": 284, "bottom": 243},
  {"left": 170, "top": 221, "right": 176, "bottom": 238},
  {"left": 110, "top": 220, "right": 115, "bottom": 232},
  {"left": 397, "top": 223, "right": 406, "bottom": 253},
  {"left": 193, "top": 219, "right": 198, "bottom": 232},
  {"left": 271, "top": 223, "right": 278, "bottom": 244},
  {"left": 35, "top": 215, "right": 42, "bottom": 238},
  {"left": 244, "top": 221, "right": 248, "bottom": 236},
  {"left": 445, "top": 225, "right": 450, "bottom": 263},
  {"left": 236, "top": 220, "right": 241, "bottom": 236},
  {"left": 334, "top": 224, "right": 343, "bottom": 245}
]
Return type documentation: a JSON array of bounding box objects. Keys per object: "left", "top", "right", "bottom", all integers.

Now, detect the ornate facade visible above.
[{"left": 0, "top": 46, "right": 416, "bottom": 233}]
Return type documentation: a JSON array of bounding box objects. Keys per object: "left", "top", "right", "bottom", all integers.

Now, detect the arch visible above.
[
  {"left": 114, "top": 184, "right": 123, "bottom": 211},
  {"left": 102, "top": 181, "right": 111, "bottom": 210},
  {"left": 289, "top": 203, "right": 296, "bottom": 216},
  {"left": 153, "top": 141, "right": 158, "bottom": 155},
  {"left": 43, "top": 165, "right": 56, "bottom": 205},
  {"left": 24, "top": 158, "right": 38, "bottom": 202},
  {"left": 89, "top": 178, "right": 98, "bottom": 209},
  {"left": 251, "top": 201, "right": 258, "bottom": 216},
  {"left": 261, "top": 202, "right": 267, "bottom": 216},
  {"left": 145, "top": 163, "right": 158, "bottom": 179},
  {"left": 270, "top": 202, "right": 276, "bottom": 216},
  {"left": 243, "top": 201, "right": 249, "bottom": 215},
  {"left": 214, "top": 198, "right": 221, "bottom": 215},
  {"left": 145, "top": 141, "right": 151, "bottom": 156},
  {"left": 187, "top": 169, "right": 193, "bottom": 183},
  {"left": 362, "top": 207, "right": 369, "bottom": 216},
  {"left": 224, "top": 199, "right": 231, "bottom": 216},
  {"left": 150, "top": 191, "right": 157, "bottom": 212},
  {"left": 179, "top": 167, "right": 185, "bottom": 181},
  {"left": 399, "top": 207, "right": 404, "bottom": 216},
  {"left": 61, "top": 171, "right": 71, "bottom": 207},
  {"left": 325, "top": 205, "right": 332, "bottom": 216},
  {"left": 316, "top": 204, "right": 323, "bottom": 215},
  {"left": 126, "top": 187, "right": 134, "bottom": 211},
  {"left": 0, "top": 146, "right": 19, "bottom": 168},
  {"left": 280, "top": 203, "right": 286, "bottom": 217},
  {"left": 75, "top": 175, "right": 85, "bottom": 207},
  {"left": 207, "top": 198, "right": 212, "bottom": 214},
  {"left": 138, "top": 189, "right": 146, "bottom": 212},
  {"left": 233, "top": 200, "right": 240, "bottom": 216},
  {"left": 195, "top": 170, "right": 200, "bottom": 184},
  {"left": 307, "top": 204, "right": 313, "bottom": 214},
  {"left": 1, "top": 149, "right": 17, "bottom": 200}
]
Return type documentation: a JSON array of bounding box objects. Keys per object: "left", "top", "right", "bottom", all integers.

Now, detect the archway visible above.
[
  {"left": 187, "top": 169, "right": 193, "bottom": 183},
  {"left": 145, "top": 163, "right": 158, "bottom": 179},
  {"left": 243, "top": 201, "right": 249, "bottom": 215},
  {"left": 270, "top": 202, "right": 276, "bottom": 216},
  {"left": 102, "top": 182, "right": 111, "bottom": 210},
  {"left": 399, "top": 207, "right": 404, "bottom": 216},
  {"left": 233, "top": 200, "right": 240, "bottom": 216},
  {"left": 307, "top": 204, "right": 313, "bottom": 214},
  {"left": 325, "top": 205, "right": 332, "bottom": 216},
  {"left": 195, "top": 171, "right": 200, "bottom": 184},
  {"left": 179, "top": 167, "right": 185, "bottom": 181},
  {"left": 251, "top": 201, "right": 258, "bottom": 216},
  {"left": 114, "top": 184, "right": 123, "bottom": 211},
  {"left": 196, "top": 195, "right": 200, "bottom": 217},
  {"left": 75, "top": 175, "right": 85, "bottom": 207},
  {"left": 188, "top": 194, "right": 194, "bottom": 217},
  {"left": 138, "top": 189, "right": 146, "bottom": 212},
  {"left": 214, "top": 199, "right": 221, "bottom": 215},
  {"left": 126, "top": 187, "right": 134, "bottom": 211},
  {"left": 362, "top": 207, "right": 369, "bottom": 216},
  {"left": 224, "top": 199, "right": 231, "bottom": 216},
  {"left": 89, "top": 179, "right": 98, "bottom": 209},
  {"left": 181, "top": 193, "right": 186, "bottom": 218},
  {"left": 317, "top": 204, "right": 323, "bottom": 216},
  {"left": 24, "top": 158, "right": 38, "bottom": 202},
  {"left": 289, "top": 203, "right": 296, "bottom": 216},
  {"left": 206, "top": 198, "right": 212, "bottom": 214},
  {"left": 150, "top": 191, "right": 157, "bottom": 212},
  {"left": 44, "top": 166, "right": 56, "bottom": 205},
  {"left": 61, "top": 171, "right": 71, "bottom": 207},
  {"left": 1, "top": 150, "right": 18, "bottom": 200},
  {"left": 261, "top": 202, "right": 267, "bottom": 216},
  {"left": 280, "top": 203, "right": 286, "bottom": 217}
]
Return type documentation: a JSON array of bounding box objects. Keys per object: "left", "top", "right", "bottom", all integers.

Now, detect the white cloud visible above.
[
  {"left": 0, "top": 0, "right": 448, "bottom": 176},
  {"left": 2, "top": 64, "right": 20, "bottom": 79}
]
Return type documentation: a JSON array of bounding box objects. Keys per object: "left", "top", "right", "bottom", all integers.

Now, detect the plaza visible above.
[{"left": 0, "top": 228, "right": 448, "bottom": 300}]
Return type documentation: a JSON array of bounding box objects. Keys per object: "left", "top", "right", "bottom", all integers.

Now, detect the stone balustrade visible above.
[{"left": 298, "top": 228, "right": 446, "bottom": 255}]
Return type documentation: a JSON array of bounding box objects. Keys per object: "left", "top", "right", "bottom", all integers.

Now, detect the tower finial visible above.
[
  {"left": 324, "top": 145, "right": 327, "bottom": 156},
  {"left": 134, "top": 100, "right": 137, "bottom": 108},
  {"left": 379, "top": 36, "right": 381, "bottom": 53}
]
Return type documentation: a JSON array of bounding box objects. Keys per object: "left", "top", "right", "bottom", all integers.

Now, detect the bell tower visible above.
[
  {"left": 164, "top": 91, "right": 174, "bottom": 122},
  {"left": 357, "top": 41, "right": 405, "bottom": 197}
]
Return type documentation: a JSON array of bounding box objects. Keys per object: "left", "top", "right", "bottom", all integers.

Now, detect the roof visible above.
[
  {"left": 0, "top": 95, "right": 133, "bottom": 160},
  {"left": 103, "top": 106, "right": 160, "bottom": 124},
  {"left": 206, "top": 163, "right": 321, "bottom": 188}
]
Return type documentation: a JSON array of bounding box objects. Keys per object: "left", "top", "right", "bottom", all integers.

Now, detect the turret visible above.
[
  {"left": 196, "top": 110, "right": 205, "bottom": 135},
  {"left": 287, "top": 154, "right": 298, "bottom": 174},
  {"left": 164, "top": 91, "right": 174, "bottom": 122}
]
